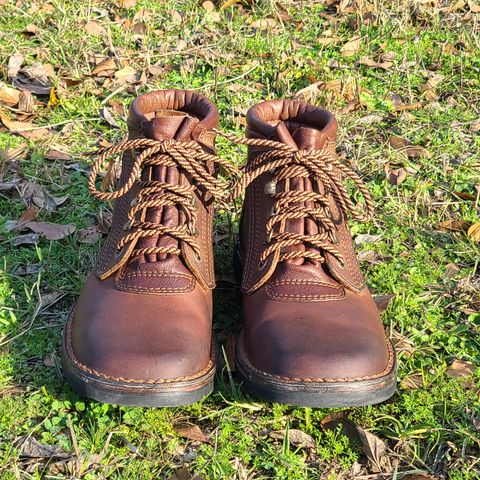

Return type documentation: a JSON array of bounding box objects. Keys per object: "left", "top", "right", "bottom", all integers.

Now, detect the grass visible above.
[{"left": 0, "top": 0, "right": 479, "bottom": 478}]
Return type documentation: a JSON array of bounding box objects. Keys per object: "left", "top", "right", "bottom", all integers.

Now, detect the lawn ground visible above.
[{"left": 0, "top": 0, "right": 479, "bottom": 478}]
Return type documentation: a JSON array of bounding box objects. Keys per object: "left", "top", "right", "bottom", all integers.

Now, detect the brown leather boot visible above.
[
  {"left": 231, "top": 100, "right": 397, "bottom": 407},
  {"left": 62, "top": 90, "right": 234, "bottom": 406}
]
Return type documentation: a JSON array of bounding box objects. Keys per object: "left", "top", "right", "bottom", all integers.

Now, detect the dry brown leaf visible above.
[
  {"left": 92, "top": 57, "right": 116, "bottom": 76},
  {"left": 12, "top": 233, "right": 41, "bottom": 246},
  {"left": 101, "top": 107, "right": 121, "bottom": 128},
  {"left": 387, "top": 167, "right": 408, "bottom": 185},
  {"left": 420, "top": 73, "right": 445, "bottom": 99},
  {"left": 357, "top": 250, "right": 392, "bottom": 264},
  {"left": 18, "top": 90, "right": 35, "bottom": 113},
  {"left": 401, "top": 474, "right": 435, "bottom": 480},
  {"left": 470, "top": 119, "right": 480, "bottom": 132},
  {"left": 8, "top": 54, "right": 24, "bottom": 77},
  {"left": 20, "top": 181, "right": 68, "bottom": 212},
  {"left": 14, "top": 436, "right": 70, "bottom": 459},
  {"left": 358, "top": 57, "right": 392, "bottom": 70},
  {"left": 269, "top": 429, "right": 315, "bottom": 449},
  {"left": 467, "top": 223, "right": 480, "bottom": 242},
  {"left": 436, "top": 220, "right": 471, "bottom": 232},
  {"left": 85, "top": 20, "right": 106, "bottom": 36},
  {"left": 0, "top": 83, "right": 21, "bottom": 106},
  {"left": 357, "top": 427, "right": 386, "bottom": 473},
  {"left": 0, "top": 113, "right": 50, "bottom": 140},
  {"left": 468, "top": 0, "right": 480, "bottom": 12},
  {"left": 340, "top": 36, "right": 361, "bottom": 57},
  {"left": 389, "top": 135, "right": 431, "bottom": 158},
  {"left": 251, "top": 18, "right": 279, "bottom": 30},
  {"left": 117, "top": 0, "right": 137, "bottom": 7},
  {"left": 202, "top": 0, "right": 215, "bottom": 11},
  {"left": 354, "top": 233, "right": 382, "bottom": 246},
  {"left": 167, "top": 468, "right": 206, "bottom": 480},
  {"left": 77, "top": 226, "right": 102, "bottom": 244},
  {"left": 401, "top": 374, "right": 424, "bottom": 390},
  {"left": 23, "top": 221, "right": 76, "bottom": 241},
  {"left": 373, "top": 294, "right": 396, "bottom": 313},
  {"left": 446, "top": 359, "right": 475, "bottom": 378},
  {"left": 12, "top": 65, "right": 53, "bottom": 95},
  {"left": 114, "top": 66, "right": 137, "bottom": 83},
  {"left": 174, "top": 424, "right": 209, "bottom": 443},
  {"left": 44, "top": 148, "right": 73, "bottom": 161},
  {"left": 17, "top": 206, "right": 39, "bottom": 225}
]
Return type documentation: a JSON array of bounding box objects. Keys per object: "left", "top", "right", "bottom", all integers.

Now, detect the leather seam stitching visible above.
[{"left": 238, "top": 333, "right": 395, "bottom": 383}]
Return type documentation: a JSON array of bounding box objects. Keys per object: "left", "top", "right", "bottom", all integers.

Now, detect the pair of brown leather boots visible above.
[{"left": 61, "top": 90, "right": 396, "bottom": 408}]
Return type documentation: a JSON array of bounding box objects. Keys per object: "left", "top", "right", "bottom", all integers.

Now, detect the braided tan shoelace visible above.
[
  {"left": 89, "top": 137, "right": 236, "bottom": 261},
  {"left": 218, "top": 131, "right": 374, "bottom": 266}
]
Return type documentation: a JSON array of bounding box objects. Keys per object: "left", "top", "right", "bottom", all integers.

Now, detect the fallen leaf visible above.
[
  {"left": 20, "top": 181, "right": 69, "bottom": 212},
  {"left": 469, "top": 119, "right": 480, "bottom": 132},
  {"left": 114, "top": 66, "right": 138, "bottom": 84},
  {"left": 44, "top": 148, "right": 73, "bottom": 161},
  {"left": 0, "top": 113, "right": 50, "bottom": 139},
  {"left": 117, "top": 0, "right": 137, "bottom": 7},
  {"left": 436, "top": 220, "right": 471, "bottom": 232},
  {"left": 77, "top": 226, "right": 102, "bottom": 244},
  {"left": 358, "top": 57, "right": 392, "bottom": 70},
  {"left": 17, "top": 206, "right": 38, "bottom": 225},
  {"left": 389, "top": 135, "right": 431, "bottom": 158},
  {"left": 401, "top": 474, "right": 435, "bottom": 480},
  {"left": 14, "top": 436, "right": 70, "bottom": 459},
  {"left": 18, "top": 90, "right": 35, "bottom": 113},
  {"left": 340, "top": 36, "right": 361, "bottom": 57},
  {"left": 12, "top": 233, "right": 41, "bottom": 246},
  {"left": 401, "top": 374, "right": 424, "bottom": 390},
  {"left": 0, "top": 83, "right": 21, "bottom": 106},
  {"left": 354, "top": 233, "right": 382, "bottom": 247},
  {"left": 446, "top": 359, "right": 475, "bottom": 378},
  {"left": 373, "top": 294, "right": 396, "bottom": 313},
  {"left": 85, "top": 20, "right": 106, "bottom": 36},
  {"left": 202, "top": 1, "right": 215, "bottom": 11},
  {"left": 8, "top": 54, "right": 24, "bottom": 77},
  {"left": 453, "top": 191, "right": 476, "bottom": 201},
  {"left": 40, "top": 291, "right": 64, "bottom": 308},
  {"left": 48, "top": 87, "right": 60, "bottom": 107},
  {"left": 22, "top": 24, "right": 41, "bottom": 35},
  {"left": 357, "top": 427, "right": 386, "bottom": 473},
  {"left": 420, "top": 73, "right": 445, "bottom": 100},
  {"left": 12, "top": 64, "right": 54, "bottom": 94},
  {"left": 269, "top": 429, "right": 315, "bottom": 449},
  {"left": 92, "top": 57, "right": 116, "bottom": 76},
  {"left": 101, "top": 106, "right": 121, "bottom": 128},
  {"left": 467, "top": 223, "right": 480, "bottom": 242},
  {"left": 167, "top": 468, "right": 206, "bottom": 480},
  {"left": 174, "top": 424, "right": 209, "bottom": 443},
  {"left": 357, "top": 250, "right": 392, "bottom": 264},
  {"left": 468, "top": 0, "right": 480, "bottom": 12},
  {"left": 321, "top": 414, "right": 361, "bottom": 446},
  {"left": 251, "top": 18, "right": 279, "bottom": 30},
  {"left": 23, "top": 221, "right": 76, "bottom": 241},
  {"left": 387, "top": 167, "right": 408, "bottom": 185}
]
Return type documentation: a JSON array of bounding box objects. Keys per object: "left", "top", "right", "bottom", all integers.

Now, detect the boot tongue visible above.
[
  {"left": 130, "top": 112, "right": 199, "bottom": 267},
  {"left": 271, "top": 122, "right": 328, "bottom": 266}
]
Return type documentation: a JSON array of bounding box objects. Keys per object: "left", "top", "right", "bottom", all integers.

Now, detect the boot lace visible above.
[
  {"left": 88, "top": 137, "right": 236, "bottom": 261},
  {"left": 219, "top": 131, "right": 373, "bottom": 266}
]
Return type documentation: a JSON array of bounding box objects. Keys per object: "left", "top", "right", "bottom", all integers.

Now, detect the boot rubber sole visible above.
[{"left": 61, "top": 310, "right": 215, "bottom": 407}]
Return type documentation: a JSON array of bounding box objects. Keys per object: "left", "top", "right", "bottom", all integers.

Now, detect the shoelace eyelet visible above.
[
  {"left": 258, "top": 259, "right": 267, "bottom": 270},
  {"left": 123, "top": 220, "right": 133, "bottom": 231},
  {"left": 264, "top": 180, "right": 276, "bottom": 196}
]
